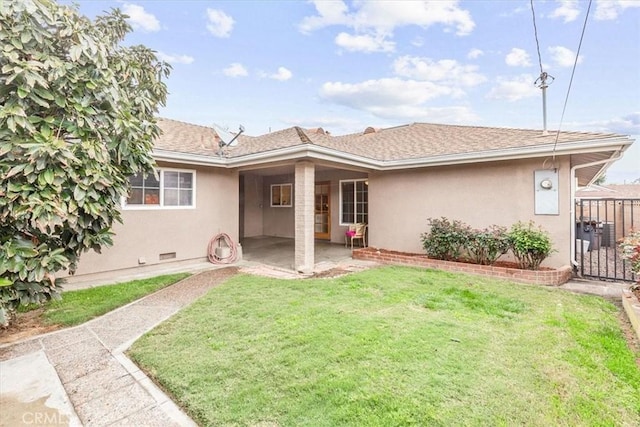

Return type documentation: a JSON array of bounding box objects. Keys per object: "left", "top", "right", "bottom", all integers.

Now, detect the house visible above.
[
  {"left": 68, "top": 118, "right": 634, "bottom": 277},
  {"left": 576, "top": 183, "right": 640, "bottom": 199}
]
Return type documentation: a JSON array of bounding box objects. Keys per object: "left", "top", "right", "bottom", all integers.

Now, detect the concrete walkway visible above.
[
  {"left": 559, "top": 278, "right": 628, "bottom": 299},
  {"left": 0, "top": 262, "right": 630, "bottom": 426},
  {"left": 0, "top": 267, "right": 238, "bottom": 426}
]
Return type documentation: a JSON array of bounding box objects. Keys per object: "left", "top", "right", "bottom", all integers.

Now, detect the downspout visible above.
[{"left": 569, "top": 151, "right": 624, "bottom": 268}]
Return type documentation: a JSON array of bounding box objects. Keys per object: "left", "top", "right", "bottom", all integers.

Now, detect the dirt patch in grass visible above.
[
  {"left": 0, "top": 309, "right": 60, "bottom": 345},
  {"left": 311, "top": 268, "right": 354, "bottom": 279}
]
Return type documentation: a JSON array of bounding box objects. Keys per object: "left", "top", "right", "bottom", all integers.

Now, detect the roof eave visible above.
[
  {"left": 381, "top": 136, "right": 633, "bottom": 170},
  {"left": 152, "top": 149, "right": 228, "bottom": 167},
  {"left": 153, "top": 135, "right": 633, "bottom": 171}
]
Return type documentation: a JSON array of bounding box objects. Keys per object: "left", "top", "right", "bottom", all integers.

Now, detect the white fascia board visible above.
[
  {"left": 152, "top": 149, "right": 228, "bottom": 167},
  {"left": 225, "top": 145, "right": 377, "bottom": 169},
  {"left": 376, "top": 136, "right": 633, "bottom": 170}
]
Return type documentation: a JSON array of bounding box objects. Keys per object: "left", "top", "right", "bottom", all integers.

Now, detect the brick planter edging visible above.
[
  {"left": 622, "top": 289, "right": 640, "bottom": 342},
  {"left": 353, "top": 247, "right": 573, "bottom": 286}
]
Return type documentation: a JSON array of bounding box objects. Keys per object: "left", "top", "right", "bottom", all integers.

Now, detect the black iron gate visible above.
[{"left": 575, "top": 198, "right": 638, "bottom": 282}]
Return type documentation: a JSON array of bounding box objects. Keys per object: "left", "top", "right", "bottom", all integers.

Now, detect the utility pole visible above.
[{"left": 535, "top": 71, "right": 554, "bottom": 136}]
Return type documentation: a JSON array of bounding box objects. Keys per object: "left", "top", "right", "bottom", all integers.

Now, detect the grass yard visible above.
[
  {"left": 29, "top": 272, "right": 190, "bottom": 327},
  {"left": 129, "top": 266, "right": 640, "bottom": 426}
]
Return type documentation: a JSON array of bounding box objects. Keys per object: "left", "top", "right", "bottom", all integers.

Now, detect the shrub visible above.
[
  {"left": 467, "top": 225, "right": 510, "bottom": 265},
  {"left": 507, "top": 222, "right": 554, "bottom": 270},
  {"left": 421, "top": 218, "right": 471, "bottom": 262},
  {"left": 619, "top": 229, "right": 640, "bottom": 286}
]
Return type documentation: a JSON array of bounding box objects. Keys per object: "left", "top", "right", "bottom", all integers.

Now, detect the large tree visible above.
[{"left": 0, "top": 0, "right": 170, "bottom": 325}]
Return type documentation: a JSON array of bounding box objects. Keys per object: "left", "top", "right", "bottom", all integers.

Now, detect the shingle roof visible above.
[
  {"left": 155, "top": 118, "right": 220, "bottom": 156},
  {"left": 155, "top": 118, "right": 625, "bottom": 162},
  {"left": 576, "top": 184, "right": 640, "bottom": 198}
]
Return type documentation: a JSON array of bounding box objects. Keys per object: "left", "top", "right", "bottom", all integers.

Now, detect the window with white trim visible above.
[
  {"left": 271, "top": 183, "right": 292, "bottom": 207},
  {"left": 126, "top": 169, "right": 195, "bottom": 208},
  {"left": 340, "top": 179, "right": 368, "bottom": 224}
]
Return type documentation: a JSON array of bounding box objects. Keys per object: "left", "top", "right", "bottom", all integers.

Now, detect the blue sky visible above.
[{"left": 70, "top": 0, "right": 639, "bottom": 183}]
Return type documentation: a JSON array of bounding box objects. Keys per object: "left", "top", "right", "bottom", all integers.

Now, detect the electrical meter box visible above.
[{"left": 534, "top": 169, "right": 559, "bottom": 215}]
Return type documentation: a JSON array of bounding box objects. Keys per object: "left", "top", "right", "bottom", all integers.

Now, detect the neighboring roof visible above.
[
  {"left": 576, "top": 184, "right": 640, "bottom": 199},
  {"left": 155, "top": 118, "right": 219, "bottom": 157},
  {"left": 153, "top": 118, "right": 632, "bottom": 181}
]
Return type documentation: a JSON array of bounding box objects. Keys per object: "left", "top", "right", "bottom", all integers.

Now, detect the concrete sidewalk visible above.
[
  {"left": 0, "top": 267, "right": 238, "bottom": 426},
  {"left": 558, "top": 278, "right": 628, "bottom": 299}
]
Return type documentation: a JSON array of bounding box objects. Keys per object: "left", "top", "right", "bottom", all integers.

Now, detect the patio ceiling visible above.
[{"left": 571, "top": 149, "right": 622, "bottom": 186}]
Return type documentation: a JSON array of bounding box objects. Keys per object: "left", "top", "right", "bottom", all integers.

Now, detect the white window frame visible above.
[
  {"left": 123, "top": 167, "right": 196, "bottom": 210},
  {"left": 339, "top": 179, "right": 368, "bottom": 225},
  {"left": 270, "top": 183, "right": 293, "bottom": 207}
]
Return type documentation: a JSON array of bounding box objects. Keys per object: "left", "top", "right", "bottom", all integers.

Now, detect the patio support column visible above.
[{"left": 295, "top": 160, "right": 315, "bottom": 274}]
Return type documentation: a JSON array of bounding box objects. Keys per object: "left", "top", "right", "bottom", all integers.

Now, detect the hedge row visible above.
[{"left": 420, "top": 218, "right": 554, "bottom": 270}]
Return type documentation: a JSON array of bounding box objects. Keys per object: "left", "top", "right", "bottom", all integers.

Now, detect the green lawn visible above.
[
  {"left": 39, "top": 273, "right": 190, "bottom": 326},
  {"left": 129, "top": 266, "right": 640, "bottom": 426}
]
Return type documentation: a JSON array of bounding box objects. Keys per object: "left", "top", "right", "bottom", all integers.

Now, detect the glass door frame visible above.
[{"left": 314, "top": 181, "right": 331, "bottom": 240}]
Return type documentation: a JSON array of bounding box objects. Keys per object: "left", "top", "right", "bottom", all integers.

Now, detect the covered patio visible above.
[{"left": 240, "top": 236, "right": 360, "bottom": 271}]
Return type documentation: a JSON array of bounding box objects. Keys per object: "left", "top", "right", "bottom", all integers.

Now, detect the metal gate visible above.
[{"left": 575, "top": 198, "right": 638, "bottom": 282}]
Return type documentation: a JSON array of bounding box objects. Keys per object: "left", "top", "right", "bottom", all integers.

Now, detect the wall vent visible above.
[{"left": 159, "top": 252, "right": 176, "bottom": 261}]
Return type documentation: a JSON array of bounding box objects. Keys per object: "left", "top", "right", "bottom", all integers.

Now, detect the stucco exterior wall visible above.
[
  {"left": 262, "top": 174, "right": 296, "bottom": 238},
  {"left": 368, "top": 157, "right": 571, "bottom": 268},
  {"left": 70, "top": 163, "right": 239, "bottom": 276},
  {"left": 242, "top": 173, "right": 264, "bottom": 237}
]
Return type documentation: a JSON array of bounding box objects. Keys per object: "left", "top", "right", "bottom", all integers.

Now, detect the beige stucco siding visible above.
[
  {"left": 369, "top": 157, "right": 571, "bottom": 268},
  {"left": 262, "top": 174, "right": 296, "bottom": 238},
  {"left": 242, "top": 173, "right": 264, "bottom": 237},
  {"left": 71, "top": 164, "right": 238, "bottom": 276}
]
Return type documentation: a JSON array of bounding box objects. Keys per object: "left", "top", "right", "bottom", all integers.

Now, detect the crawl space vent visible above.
[{"left": 159, "top": 252, "right": 176, "bottom": 261}]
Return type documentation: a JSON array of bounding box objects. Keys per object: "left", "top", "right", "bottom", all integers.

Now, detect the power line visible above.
[
  {"left": 552, "top": 0, "right": 593, "bottom": 162},
  {"left": 530, "top": 0, "right": 554, "bottom": 135},
  {"left": 530, "top": 0, "right": 544, "bottom": 75}
]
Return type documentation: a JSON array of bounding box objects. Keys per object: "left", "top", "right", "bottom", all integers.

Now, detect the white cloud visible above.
[
  {"left": 122, "top": 3, "right": 160, "bottom": 32},
  {"left": 505, "top": 48, "right": 532, "bottom": 67},
  {"left": 392, "top": 56, "right": 486, "bottom": 88},
  {"left": 223, "top": 63, "right": 248, "bottom": 77},
  {"left": 467, "top": 48, "right": 484, "bottom": 59},
  {"left": 299, "top": 0, "right": 350, "bottom": 33},
  {"left": 585, "top": 112, "right": 640, "bottom": 134},
  {"left": 411, "top": 36, "right": 425, "bottom": 47},
  {"left": 549, "top": 0, "right": 580, "bottom": 22},
  {"left": 264, "top": 67, "right": 292, "bottom": 81},
  {"left": 156, "top": 52, "right": 194, "bottom": 65},
  {"left": 335, "top": 32, "right": 395, "bottom": 53},
  {"left": 499, "top": 6, "right": 528, "bottom": 17},
  {"left": 320, "top": 78, "right": 456, "bottom": 111},
  {"left": 300, "top": 0, "right": 475, "bottom": 52},
  {"left": 486, "top": 74, "right": 539, "bottom": 101},
  {"left": 595, "top": 0, "right": 640, "bottom": 20},
  {"left": 548, "top": 46, "right": 583, "bottom": 67},
  {"left": 206, "top": 8, "right": 234, "bottom": 38},
  {"left": 320, "top": 78, "right": 479, "bottom": 122}
]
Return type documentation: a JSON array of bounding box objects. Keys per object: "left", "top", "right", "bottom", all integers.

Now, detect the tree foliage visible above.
[{"left": 0, "top": 0, "right": 170, "bottom": 325}]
